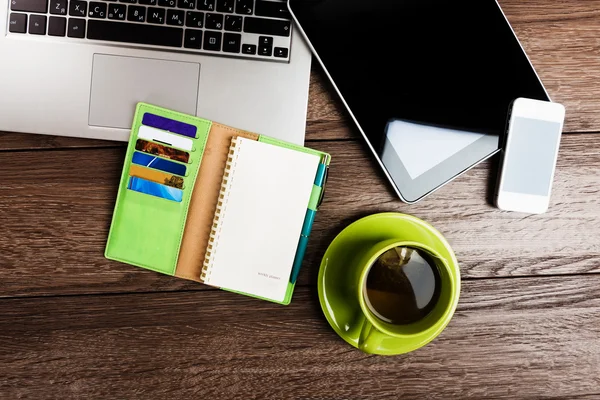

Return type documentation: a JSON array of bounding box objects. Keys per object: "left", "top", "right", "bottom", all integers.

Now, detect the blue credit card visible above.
[
  {"left": 127, "top": 176, "right": 183, "bottom": 202},
  {"left": 132, "top": 152, "right": 187, "bottom": 176},
  {"left": 142, "top": 113, "right": 197, "bottom": 138}
]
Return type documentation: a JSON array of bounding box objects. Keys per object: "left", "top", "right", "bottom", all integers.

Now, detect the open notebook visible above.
[{"left": 105, "top": 103, "right": 330, "bottom": 305}]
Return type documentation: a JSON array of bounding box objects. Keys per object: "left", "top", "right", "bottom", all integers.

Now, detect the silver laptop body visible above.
[{"left": 1, "top": 0, "right": 311, "bottom": 144}]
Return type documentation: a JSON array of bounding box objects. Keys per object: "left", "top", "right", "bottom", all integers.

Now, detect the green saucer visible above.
[{"left": 318, "top": 212, "right": 460, "bottom": 355}]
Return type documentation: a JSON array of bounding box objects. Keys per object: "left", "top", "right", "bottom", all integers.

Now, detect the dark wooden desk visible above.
[{"left": 1, "top": 1, "right": 599, "bottom": 398}]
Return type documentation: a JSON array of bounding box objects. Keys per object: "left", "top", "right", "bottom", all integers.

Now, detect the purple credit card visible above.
[{"left": 142, "top": 113, "right": 197, "bottom": 138}]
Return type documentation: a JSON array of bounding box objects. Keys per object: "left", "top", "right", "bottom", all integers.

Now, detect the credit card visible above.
[
  {"left": 135, "top": 139, "right": 190, "bottom": 163},
  {"left": 129, "top": 164, "right": 184, "bottom": 189},
  {"left": 132, "top": 152, "right": 187, "bottom": 176},
  {"left": 138, "top": 125, "right": 193, "bottom": 151},
  {"left": 127, "top": 176, "right": 183, "bottom": 202},
  {"left": 142, "top": 113, "right": 197, "bottom": 138}
]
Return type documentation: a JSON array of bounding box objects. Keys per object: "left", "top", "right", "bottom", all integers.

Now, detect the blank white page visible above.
[{"left": 204, "top": 137, "right": 320, "bottom": 302}]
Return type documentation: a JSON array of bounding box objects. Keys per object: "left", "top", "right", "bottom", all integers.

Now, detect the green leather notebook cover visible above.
[{"left": 105, "top": 103, "right": 330, "bottom": 305}]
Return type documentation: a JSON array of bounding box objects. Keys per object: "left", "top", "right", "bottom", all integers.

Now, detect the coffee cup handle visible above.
[{"left": 358, "top": 318, "right": 386, "bottom": 353}]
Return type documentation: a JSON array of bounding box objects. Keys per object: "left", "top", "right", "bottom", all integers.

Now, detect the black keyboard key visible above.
[
  {"left": 48, "top": 16, "right": 66, "bottom": 35},
  {"left": 87, "top": 19, "right": 183, "bottom": 47},
  {"left": 185, "top": 11, "right": 203, "bottom": 27},
  {"left": 147, "top": 7, "right": 165, "bottom": 23},
  {"left": 203, "top": 30, "right": 221, "bottom": 50},
  {"left": 184, "top": 28, "right": 202, "bottom": 49},
  {"left": 274, "top": 47, "right": 288, "bottom": 58},
  {"left": 49, "top": 0, "right": 67, "bottom": 15},
  {"left": 205, "top": 13, "right": 222, "bottom": 29},
  {"left": 166, "top": 9, "right": 184, "bottom": 25},
  {"left": 69, "top": 0, "right": 86, "bottom": 16},
  {"left": 67, "top": 18, "right": 86, "bottom": 37},
  {"left": 235, "top": 0, "right": 252, "bottom": 15},
  {"left": 158, "top": 0, "right": 175, "bottom": 6},
  {"left": 108, "top": 3, "right": 126, "bottom": 19},
  {"left": 196, "top": 0, "right": 213, "bottom": 11},
  {"left": 224, "top": 14, "right": 241, "bottom": 31},
  {"left": 9, "top": 13, "right": 27, "bottom": 33},
  {"left": 244, "top": 17, "right": 290, "bottom": 37},
  {"left": 128, "top": 5, "right": 146, "bottom": 22},
  {"left": 139, "top": 0, "right": 156, "bottom": 4},
  {"left": 216, "top": 0, "right": 233, "bottom": 13},
  {"left": 28, "top": 14, "right": 46, "bottom": 34},
  {"left": 11, "top": 0, "right": 47, "bottom": 13},
  {"left": 259, "top": 35, "right": 272, "bottom": 46},
  {"left": 177, "top": 0, "right": 194, "bottom": 8},
  {"left": 119, "top": 0, "right": 136, "bottom": 3},
  {"left": 242, "top": 43, "right": 256, "bottom": 55},
  {"left": 258, "top": 35, "right": 272, "bottom": 56},
  {"left": 222, "top": 32, "right": 241, "bottom": 53},
  {"left": 89, "top": 2, "right": 107, "bottom": 18},
  {"left": 255, "top": 0, "right": 290, "bottom": 19}
]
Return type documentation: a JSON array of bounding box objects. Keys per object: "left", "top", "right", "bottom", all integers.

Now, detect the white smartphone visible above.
[{"left": 496, "top": 98, "right": 566, "bottom": 214}]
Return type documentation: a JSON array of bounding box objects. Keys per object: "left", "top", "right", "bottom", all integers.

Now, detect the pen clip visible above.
[{"left": 316, "top": 165, "right": 329, "bottom": 209}]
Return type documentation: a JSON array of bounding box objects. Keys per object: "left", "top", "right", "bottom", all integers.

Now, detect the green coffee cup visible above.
[{"left": 354, "top": 239, "right": 460, "bottom": 354}]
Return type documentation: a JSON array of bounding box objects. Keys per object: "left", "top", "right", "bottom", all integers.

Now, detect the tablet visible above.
[{"left": 289, "top": 0, "right": 550, "bottom": 203}]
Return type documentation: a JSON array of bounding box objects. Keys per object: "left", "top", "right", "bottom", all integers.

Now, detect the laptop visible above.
[{"left": 1, "top": 0, "right": 311, "bottom": 145}]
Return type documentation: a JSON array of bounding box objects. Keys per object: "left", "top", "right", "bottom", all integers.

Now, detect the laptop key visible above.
[
  {"left": 87, "top": 19, "right": 183, "bottom": 47},
  {"left": 69, "top": 0, "right": 87, "bottom": 16},
  {"left": 242, "top": 43, "right": 256, "bottom": 55},
  {"left": 119, "top": 0, "right": 137, "bottom": 3},
  {"left": 244, "top": 17, "right": 290, "bottom": 37},
  {"left": 274, "top": 47, "right": 288, "bottom": 58},
  {"left": 177, "top": 0, "right": 194, "bottom": 9},
  {"left": 216, "top": 0, "right": 233, "bottom": 13},
  {"left": 196, "top": 0, "right": 213, "bottom": 10},
  {"left": 203, "top": 30, "right": 221, "bottom": 51},
  {"left": 49, "top": 0, "right": 67, "bottom": 15},
  {"left": 224, "top": 15, "right": 241, "bottom": 32},
  {"left": 184, "top": 28, "right": 202, "bottom": 49},
  {"left": 128, "top": 5, "right": 146, "bottom": 22},
  {"left": 222, "top": 32, "right": 241, "bottom": 53},
  {"left": 166, "top": 9, "right": 184, "bottom": 25},
  {"left": 89, "top": 2, "right": 108, "bottom": 18},
  {"left": 11, "top": 0, "right": 47, "bottom": 13},
  {"left": 255, "top": 0, "right": 290, "bottom": 19},
  {"left": 258, "top": 36, "right": 272, "bottom": 56},
  {"left": 185, "top": 11, "right": 203, "bottom": 27},
  {"left": 48, "top": 16, "right": 66, "bottom": 36},
  {"left": 235, "top": 0, "right": 252, "bottom": 15},
  {"left": 28, "top": 14, "right": 46, "bottom": 34},
  {"left": 205, "top": 13, "right": 223, "bottom": 29},
  {"left": 158, "top": 0, "right": 175, "bottom": 6},
  {"left": 8, "top": 13, "right": 27, "bottom": 33},
  {"left": 67, "top": 18, "right": 86, "bottom": 37},
  {"left": 147, "top": 7, "right": 165, "bottom": 23},
  {"left": 108, "top": 3, "right": 126, "bottom": 19},
  {"left": 139, "top": 0, "right": 157, "bottom": 4}
]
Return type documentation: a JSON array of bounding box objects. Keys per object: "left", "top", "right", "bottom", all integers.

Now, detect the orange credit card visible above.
[{"left": 129, "top": 164, "right": 184, "bottom": 189}]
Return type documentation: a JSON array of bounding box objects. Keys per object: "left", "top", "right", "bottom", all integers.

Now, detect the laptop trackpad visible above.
[{"left": 89, "top": 54, "right": 200, "bottom": 129}]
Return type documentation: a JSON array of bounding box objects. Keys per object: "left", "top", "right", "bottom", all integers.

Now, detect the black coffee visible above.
[{"left": 364, "top": 247, "right": 441, "bottom": 325}]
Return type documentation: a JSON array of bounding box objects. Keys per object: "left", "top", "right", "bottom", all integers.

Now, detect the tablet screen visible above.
[{"left": 289, "top": 0, "right": 550, "bottom": 202}]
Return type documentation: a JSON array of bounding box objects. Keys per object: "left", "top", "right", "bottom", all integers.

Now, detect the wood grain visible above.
[
  {"left": 1, "top": 135, "right": 598, "bottom": 298},
  {"left": 1, "top": 276, "right": 600, "bottom": 399}
]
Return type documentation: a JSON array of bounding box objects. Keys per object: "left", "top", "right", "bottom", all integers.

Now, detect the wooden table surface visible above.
[{"left": 2, "top": 1, "right": 600, "bottom": 398}]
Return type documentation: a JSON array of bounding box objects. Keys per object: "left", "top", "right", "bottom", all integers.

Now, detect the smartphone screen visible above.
[{"left": 501, "top": 117, "right": 562, "bottom": 197}]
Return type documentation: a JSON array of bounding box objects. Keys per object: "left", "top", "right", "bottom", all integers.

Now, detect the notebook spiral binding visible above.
[{"left": 200, "top": 136, "right": 240, "bottom": 282}]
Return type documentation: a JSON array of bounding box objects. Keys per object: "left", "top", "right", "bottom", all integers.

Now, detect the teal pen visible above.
[{"left": 290, "top": 161, "right": 328, "bottom": 284}]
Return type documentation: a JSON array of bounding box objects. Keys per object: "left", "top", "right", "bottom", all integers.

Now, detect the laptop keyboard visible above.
[{"left": 7, "top": 0, "right": 292, "bottom": 62}]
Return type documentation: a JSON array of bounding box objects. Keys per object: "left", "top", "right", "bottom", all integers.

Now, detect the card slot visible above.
[
  {"left": 105, "top": 188, "right": 187, "bottom": 275},
  {"left": 131, "top": 151, "right": 187, "bottom": 176},
  {"left": 135, "top": 138, "right": 192, "bottom": 164},
  {"left": 128, "top": 165, "right": 186, "bottom": 190}
]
